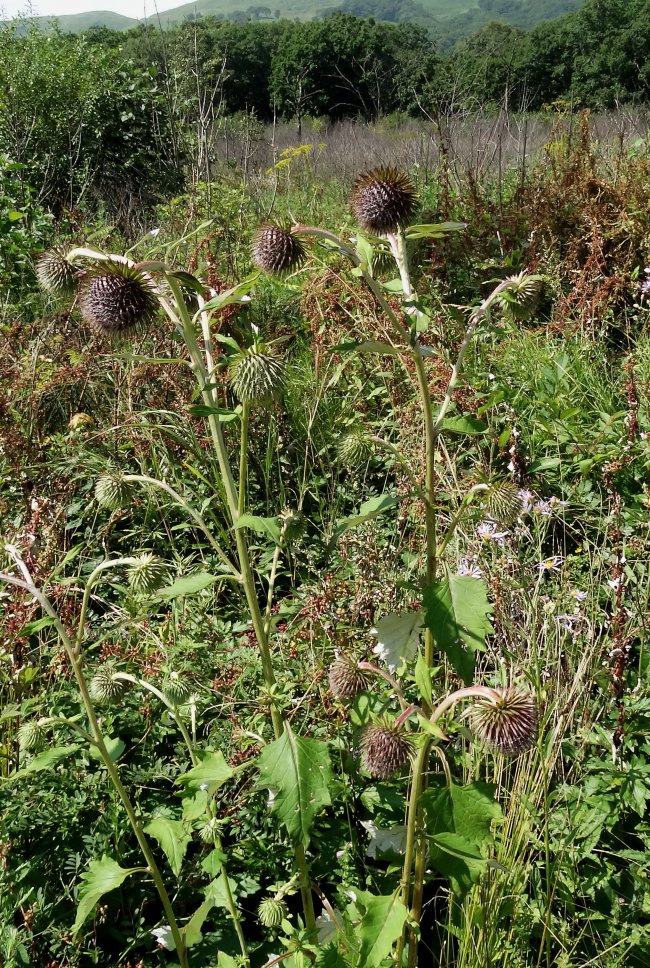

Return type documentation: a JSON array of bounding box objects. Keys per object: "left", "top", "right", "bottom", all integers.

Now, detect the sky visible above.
[{"left": 0, "top": 0, "right": 186, "bottom": 18}]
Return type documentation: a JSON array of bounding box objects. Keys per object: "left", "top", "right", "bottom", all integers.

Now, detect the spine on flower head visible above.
[
  {"left": 252, "top": 224, "right": 306, "bottom": 275},
  {"left": 360, "top": 717, "right": 414, "bottom": 777},
  {"left": 78, "top": 263, "right": 158, "bottom": 335},
  {"left": 468, "top": 687, "right": 539, "bottom": 755},
  {"left": 349, "top": 167, "right": 417, "bottom": 235}
]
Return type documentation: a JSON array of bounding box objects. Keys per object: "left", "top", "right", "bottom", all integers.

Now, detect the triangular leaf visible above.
[
  {"left": 351, "top": 891, "right": 408, "bottom": 967},
  {"left": 156, "top": 573, "right": 221, "bottom": 600},
  {"left": 234, "top": 514, "right": 281, "bottom": 544},
  {"left": 144, "top": 816, "right": 191, "bottom": 877},
  {"left": 256, "top": 724, "right": 332, "bottom": 847},
  {"left": 332, "top": 494, "right": 398, "bottom": 544},
  {"left": 72, "top": 855, "right": 138, "bottom": 935},
  {"left": 7, "top": 744, "right": 80, "bottom": 783},
  {"left": 423, "top": 573, "right": 493, "bottom": 684},
  {"left": 370, "top": 611, "right": 423, "bottom": 673},
  {"left": 176, "top": 750, "right": 233, "bottom": 796}
]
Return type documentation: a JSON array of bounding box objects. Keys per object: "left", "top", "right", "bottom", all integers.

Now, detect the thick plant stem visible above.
[
  {"left": 1, "top": 561, "right": 188, "bottom": 967},
  {"left": 395, "top": 740, "right": 431, "bottom": 966}
]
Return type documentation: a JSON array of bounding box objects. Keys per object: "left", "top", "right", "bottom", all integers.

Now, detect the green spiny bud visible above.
[
  {"left": 484, "top": 480, "right": 523, "bottom": 526},
  {"left": 496, "top": 272, "right": 542, "bottom": 322},
  {"left": 89, "top": 664, "right": 127, "bottom": 704},
  {"left": 162, "top": 671, "right": 193, "bottom": 704},
  {"left": 95, "top": 471, "right": 133, "bottom": 510},
  {"left": 229, "top": 343, "right": 285, "bottom": 406},
  {"left": 35, "top": 249, "right": 81, "bottom": 295},
  {"left": 279, "top": 508, "right": 306, "bottom": 543},
  {"left": 127, "top": 553, "right": 168, "bottom": 596},
  {"left": 198, "top": 816, "right": 220, "bottom": 844},
  {"left": 257, "top": 896, "right": 288, "bottom": 929},
  {"left": 336, "top": 428, "right": 374, "bottom": 467},
  {"left": 17, "top": 719, "right": 46, "bottom": 753}
]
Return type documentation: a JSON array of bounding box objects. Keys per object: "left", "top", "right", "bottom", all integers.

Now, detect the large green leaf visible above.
[
  {"left": 331, "top": 494, "right": 399, "bottom": 544},
  {"left": 371, "top": 610, "right": 423, "bottom": 673},
  {"left": 256, "top": 724, "right": 332, "bottom": 847},
  {"left": 184, "top": 875, "right": 234, "bottom": 948},
  {"left": 234, "top": 514, "right": 281, "bottom": 544},
  {"left": 176, "top": 750, "right": 233, "bottom": 796},
  {"left": 156, "top": 572, "right": 222, "bottom": 600},
  {"left": 351, "top": 891, "right": 408, "bottom": 967},
  {"left": 420, "top": 778, "right": 503, "bottom": 898},
  {"left": 144, "top": 816, "right": 191, "bottom": 877},
  {"left": 423, "top": 572, "right": 493, "bottom": 684},
  {"left": 72, "top": 856, "right": 138, "bottom": 935},
  {"left": 6, "top": 744, "right": 80, "bottom": 783}
]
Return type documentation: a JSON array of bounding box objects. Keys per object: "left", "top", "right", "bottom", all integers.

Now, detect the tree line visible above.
[{"left": 1, "top": 0, "right": 649, "bottom": 216}]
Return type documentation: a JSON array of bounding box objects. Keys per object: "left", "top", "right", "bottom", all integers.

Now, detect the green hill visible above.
[{"left": 3, "top": 0, "right": 583, "bottom": 38}]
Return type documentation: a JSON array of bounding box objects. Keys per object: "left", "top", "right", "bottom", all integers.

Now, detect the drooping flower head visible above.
[
  {"left": 328, "top": 653, "right": 369, "bottom": 700},
  {"left": 360, "top": 717, "right": 414, "bottom": 777},
  {"left": 35, "top": 249, "right": 82, "bottom": 296},
  {"left": 252, "top": 224, "right": 306, "bottom": 275},
  {"left": 78, "top": 263, "right": 158, "bottom": 334},
  {"left": 469, "top": 687, "right": 539, "bottom": 755},
  {"left": 349, "top": 167, "right": 417, "bottom": 234}
]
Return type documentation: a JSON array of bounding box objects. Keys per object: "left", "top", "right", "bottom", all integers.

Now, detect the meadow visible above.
[{"left": 1, "top": 108, "right": 649, "bottom": 968}]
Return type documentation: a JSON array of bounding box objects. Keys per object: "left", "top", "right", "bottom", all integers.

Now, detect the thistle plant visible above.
[{"left": 1, "top": 165, "right": 544, "bottom": 965}]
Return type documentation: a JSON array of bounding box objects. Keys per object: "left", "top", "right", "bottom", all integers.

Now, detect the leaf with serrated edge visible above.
[
  {"left": 72, "top": 856, "right": 138, "bottom": 935},
  {"left": 423, "top": 571, "right": 493, "bottom": 684},
  {"left": 256, "top": 724, "right": 332, "bottom": 847},
  {"left": 351, "top": 891, "right": 408, "bottom": 968},
  {"left": 144, "top": 817, "right": 191, "bottom": 877},
  {"left": 176, "top": 750, "right": 233, "bottom": 796},
  {"left": 7, "top": 744, "right": 80, "bottom": 783},
  {"left": 371, "top": 611, "right": 423, "bottom": 673}
]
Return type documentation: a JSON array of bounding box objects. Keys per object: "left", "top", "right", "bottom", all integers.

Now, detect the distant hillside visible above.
[{"left": 3, "top": 0, "right": 583, "bottom": 40}]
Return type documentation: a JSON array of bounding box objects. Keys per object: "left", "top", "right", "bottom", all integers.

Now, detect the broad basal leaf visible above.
[
  {"left": 423, "top": 572, "right": 493, "bottom": 684},
  {"left": 420, "top": 777, "right": 503, "bottom": 898},
  {"left": 144, "top": 816, "right": 191, "bottom": 877},
  {"left": 72, "top": 855, "right": 138, "bottom": 935},
  {"left": 349, "top": 891, "right": 408, "bottom": 968},
  {"left": 176, "top": 750, "right": 233, "bottom": 796},
  {"left": 256, "top": 724, "right": 332, "bottom": 847},
  {"left": 371, "top": 610, "right": 423, "bottom": 673}
]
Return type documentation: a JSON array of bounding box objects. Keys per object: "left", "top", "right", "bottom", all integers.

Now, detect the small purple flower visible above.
[
  {"left": 477, "top": 521, "right": 509, "bottom": 546},
  {"left": 555, "top": 613, "right": 581, "bottom": 633},
  {"left": 517, "top": 488, "right": 535, "bottom": 514},
  {"left": 641, "top": 267, "right": 650, "bottom": 299},
  {"left": 569, "top": 588, "right": 587, "bottom": 603},
  {"left": 534, "top": 496, "right": 567, "bottom": 516},
  {"left": 537, "top": 555, "right": 564, "bottom": 573},
  {"left": 458, "top": 557, "right": 483, "bottom": 578}
]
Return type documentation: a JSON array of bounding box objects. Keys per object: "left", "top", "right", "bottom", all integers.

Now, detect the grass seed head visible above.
[
  {"left": 78, "top": 263, "right": 158, "bottom": 334},
  {"left": 360, "top": 718, "right": 414, "bottom": 777},
  {"left": 469, "top": 687, "right": 539, "bottom": 755},
  {"left": 350, "top": 167, "right": 417, "bottom": 234},
  {"left": 328, "top": 653, "right": 369, "bottom": 700},
  {"left": 252, "top": 224, "right": 306, "bottom": 275}
]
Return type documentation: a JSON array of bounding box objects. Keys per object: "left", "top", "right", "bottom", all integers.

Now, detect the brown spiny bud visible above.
[
  {"left": 350, "top": 167, "right": 417, "bottom": 234},
  {"left": 252, "top": 225, "right": 306, "bottom": 275},
  {"left": 78, "top": 263, "right": 158, "bottom": 334},
  {"left": 469, "top": 687, "right": 539, "bottom": 755},
  {"left": 328, "top": 654, "right": 369, "bottom": 700},
  {"left": 360, "top": 718, "right": 413, "bottom": 778}
]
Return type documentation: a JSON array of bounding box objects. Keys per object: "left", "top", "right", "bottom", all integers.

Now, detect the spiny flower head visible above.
[
  {"left": 35, "top": 249, "right": 81, "bottom": 295},
  {"left": 127, "top": 553, "right": 168, "bottom": 596},
  {"left": 17, "top": 719, "right": 46, "bottom": 753},
  {"left": 360, "top": 717, "right": 414, "bottom": 778},
  {"left": 95, "top": 471, "right": 134, "bottom": 510},
  {"left": 89, "top": 664, "right": 127, "bottom": 704},
  {"left": 229, "top": 342, "right": 285, "bottom": 406},
  {"left": 336, "top": 428, "right": 374, "bottom": 467},
  {"left": 252, "top": 224, "right": 306, "bottom": 275},
  {"left": 496, "top": 272, "right": 542, "bottom": 322},
  {"left": 328, "top": 653, "right": 369, "bottom": 700},
  {"left": 78, "top": 263, "right": 158, "bottom": 334},
  {"left": 161, "top": 670, "right": 193, "bottom": 704},
  {"left": 469, "top": 687, "right": 539, "bottom": 755},
  {"left": 350, "top": 167, "right": 417, "bottom": 234},
  {"left": 257, "top": 896, "right": 288, "bottom": 929}
]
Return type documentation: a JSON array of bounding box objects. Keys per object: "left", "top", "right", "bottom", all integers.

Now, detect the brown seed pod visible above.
[
  {"left": 360, "top": 718, "right": 414, "bottom": 778},
  {"left": 469, "top": 687, "right": 539, "bottom": 755},
  {"left": 252, "top": 224, "right": 306, "bottom": 275},
  {"left": 349, "top": 167, "right": 417, "bottom": 234},
  {"left": 78, "top": 263, "right": 158, "bottom": 334}
]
